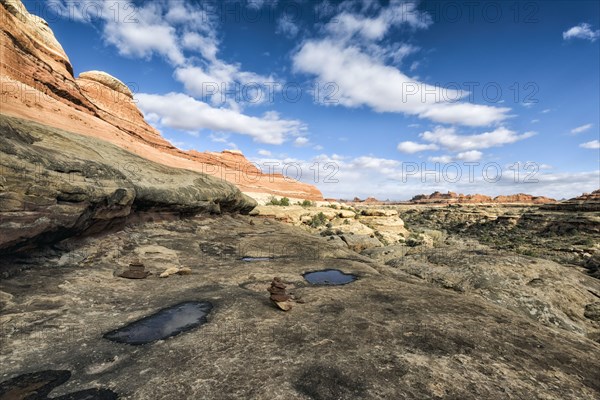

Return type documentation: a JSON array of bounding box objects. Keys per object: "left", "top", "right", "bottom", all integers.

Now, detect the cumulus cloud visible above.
[
  {"left": 104, "top": 19, "right": 185, "bottom": 65},
  {"left": 136, "top": 93, "right": 304, "bottom": 144},
  {"left": 181, "top": 32, "right": 218, "bottom": 61},
  {"left": 51, "top": 0, "right": 189, "bottom": 65},
  {"left": 580, "top": 140, "right": 600, "bottom": 149},
  {"left": 456, "top": 150, "right": 483, "bottom": 162},
  {"left": 250, "top": 153, "right": 599, "bottom": 200},
  {"left": 419, "top": 126, "right": 536, "bottom": 152},
  {"left": 428, "top": 150, "right": 482, "bottom": 163},
  {"left": 294, "top": 137, "right": 310, "bottom": 147},
  {"left": 397, "top": 141, "right": 439, "bottom": 154},
  {"left": 293, "top": 40, "right": 510, "bottom": 127},
  {"left": 174, "top": 64, "right": 274, "bottom": 107},
  {"left": 563, "top": 23, "right": 600, "bottom": 42},
  {"left": 258, "top": 149, "right": 272, "bottom": 156},
  {"left": 571, "top": 123, "right": 593, "bottom": 135},
  {"left": 291, "top": 1, "right": 510, "bottom": 127}
]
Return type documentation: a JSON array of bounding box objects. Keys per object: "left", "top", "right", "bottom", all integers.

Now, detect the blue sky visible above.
[{"left": 24, "top": 0, "right": 600, "bottom": 199}]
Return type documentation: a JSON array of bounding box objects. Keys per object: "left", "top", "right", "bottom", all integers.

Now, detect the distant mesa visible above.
[
  {"left": 541, "top": 189, "right": 600, "bottom": 212},
  {"left": 0, "top": 0, "right": 322, "bottom": 201},
  {"left": 408, "top": 191, "right": 556, "bottom": 205},
  {"left": 349, "top": 197, "right": 383, "bottom": 204},
  {"left": 341, "top": 192, "right": 556, "bottom": 205}
]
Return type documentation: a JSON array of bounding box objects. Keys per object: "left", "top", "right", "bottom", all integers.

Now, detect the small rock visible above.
[
  {"left": 159, "top": 267, "right": 180, "bottom": 278},
  {"left": 118, "top": 262, "right": 150, "bottom": 279},
  {"left": 268, "top": 277, "right": 293, "bottom": 311},
  {"left": 177, "top": 267, "right": 192, "bottom": 275}
]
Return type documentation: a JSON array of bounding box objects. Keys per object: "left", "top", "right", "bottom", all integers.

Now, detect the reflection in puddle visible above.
[
  {"left": 303, "top": 269, "right": 357, "bottom": 286},
  {"left": 0, "top": 370, "right": 118, "bottom": 399},
  {"left": 103, "top": 301, "right": 213, "bottom": 345}
]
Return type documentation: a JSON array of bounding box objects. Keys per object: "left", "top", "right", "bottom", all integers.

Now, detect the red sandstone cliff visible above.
[
  {"left": 408, "top": 191, "right": 556, "bottom": 205},
  {"left": 541, "top": 189, "right": 600, "bottom": 212},
  {"left": 0, "top": 0, "right": 322, "bottom": 201}
]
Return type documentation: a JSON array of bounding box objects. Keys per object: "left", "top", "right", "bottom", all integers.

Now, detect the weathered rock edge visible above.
[{"left": 0, "top": 115, "right": 257, "bottom": 254}]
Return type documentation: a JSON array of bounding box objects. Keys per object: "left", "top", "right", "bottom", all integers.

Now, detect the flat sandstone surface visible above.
[{"left": 1, "top": 215, "right": 599, "bottom": 399}]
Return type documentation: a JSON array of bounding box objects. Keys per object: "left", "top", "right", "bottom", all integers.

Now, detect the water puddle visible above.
[
  {"left": 303, "top": 269, "right": 357, "bottom": 286},
  {"left": 103, "top": 301, "right": 213, "bottom": 345},
  {"left": 241, "top": 257, "right": 272, "bottom": 262},
  {"left": 0, "top": 370, "right": 117, "bottom": 399}
]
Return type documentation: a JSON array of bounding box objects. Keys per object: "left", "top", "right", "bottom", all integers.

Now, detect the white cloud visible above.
[
  {"left": 531, "top": 119, "right": 540, "bottom": 123},
  {"left": 258, "top": 149, "right": 272, "bottom": 156},
  {"left": 324, "top": 0, "right": 431, "bottom": 42},
  {"left": 246, "top": 0, "right": 278, "bottom": 9},
  {"left": 250, "top": 153, "right": 599, "bottom": 201},
  {"left": 580, "top": 140, "right": 600, "bottom": 149},
  {"left": 181, "top": 32, "right": 218, "bottom": 61},
  {"left": 136, "top": 92, "right": 304, "bottom": 144},
  {"left": 419, "top": 126, "right": 536, "bottom": 152},
  {"left": 563, "top": 23, "right": 600, "bottom": 42},
  {"left": 457, "top": 150, "right": 483, "bottom": 162},
  {"left": 428, "top": 155, "right": 452, "bottom": 163},
  {"left": 276, "top": 14, "right": 300, "bottom": 38},
  {"left": 292, "top": 1, "right": 509, "bottom": 127},
  {"left": 104, "top": 19, "right": 185, "bottom": 65},
  {"left": 542, "top": 109, "right": 551, "bottom": 113},
  {"left": 50, "top": 1, "right": 188, "bottom": 65},
  {"left": 294, "top": 137, "right": 310, "bottom": 147},
  {"left": 389, "top": 44, "right": 419, "bottom": 64},
  {"left": 571, "top": 123, "right": 593, "bottom": 135},
  {"left": 397, "top": 141, "right": 439, "bottom": 153},
  {"left": 428, "top": 150, "right": 482, "bottom": 163},
  {"left": 174, "top": 64, "right": 273, "bottom": 107},
  {"left": 293, "top": 39, "right": 510, "bottom": 127},
  {"left": 208, "top": 132, "right": 229, "bottom": 143},
  {"left": 352, "top": 156, "right": 400, "bottom": 169},
  {"left": 50, "top": 0, "right": 275, "bottom": 109}
]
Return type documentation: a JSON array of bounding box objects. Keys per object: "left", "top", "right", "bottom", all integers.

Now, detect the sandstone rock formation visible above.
[
  {"left": 0, "top": 115, "right": 256, "bottom": 253},
  {"left": 541, "top": 189, "right": 600, "bottom": 212},
  {"left": 2, "top": 215, "right": 600, "bottom": 399},
  {"left": 384, "top": 238, "right": 600, "bottom": 341},
  {"left": 409, "top": 191, "right": 555, "bottom": 204},
  {"left": 398, "top": 203, "right": 600, "bottom": 274},
  {"left": 0, "top": 0, "right": 322, "bottom": 201},
  {"left": 494, "top": 193, "right": 556, "bottom": 204}
]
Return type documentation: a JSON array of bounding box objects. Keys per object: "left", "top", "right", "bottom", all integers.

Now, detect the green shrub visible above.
[
  {"left": 309, "top": 212, "right": 328, "bottom": 228},
  {"left": 267, "top": 196, "right": 290, "bottom": 206},
  {"left": 300, "top": 199, "right": 315, "bottom": 207},
  {"left": 266, "top": 196, "right": 280, "bottom": 206}
]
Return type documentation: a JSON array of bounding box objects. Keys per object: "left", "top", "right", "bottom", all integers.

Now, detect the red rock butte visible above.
[
  {"left": 0, "top": 0, "right": 323, "bottom": 201},
  {"left": 408, "top": 191, "right": 556, "bottom": 205}
]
